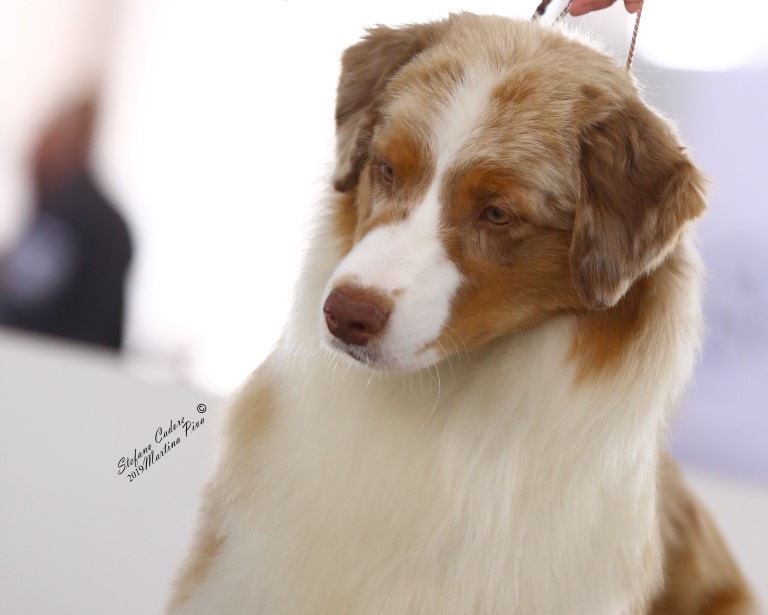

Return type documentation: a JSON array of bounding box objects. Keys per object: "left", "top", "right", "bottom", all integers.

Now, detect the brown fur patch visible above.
[
  {"left": 385, "top": 54, "right": 465, "bottom": 106},
  {"left": 333, "top": 21, "right": 448, "bottom": 192},
  {"left": 419, "top": 145, "right": 574, "bottom": 359},
  {"left": 227, "top": 369, "right": 277, "bottom": 468},
  {"left": 331, "top": 190, "right": 358, "bottom": 255},
  {"left": 571, "top": 98, "right": 707, "bottom": 310},
  {"left": 167, "top": 484, "right": 225, "bottom": 609},
  {"left": 357, "top": 202, "right": 410, "bottom": 238},
  {"left": 439, "top": 223, "right": 581, "bottom": 352},
  {"left": 649, "top": 458, "right": 758, "bottom": 615},
  {"left": 168, "top": 370, "right": 278, "bottom": 610},
  {"left": 569, "top": 244, "right": 699, "bottom": 382},
  {"left": 346, "top": 176, "right": 402, "bottom": 240},
  {"left": 569, "top": 273, "right": 651, "bottom": 381},
  {"left": 350, "top": 127, "right": 435, "bottom": 241},
  {"left": 485, "top": 75, "right": 580, "bottom": 196},
  {"left": 372, "top": 125, "right": 432, "bottom": 193}
]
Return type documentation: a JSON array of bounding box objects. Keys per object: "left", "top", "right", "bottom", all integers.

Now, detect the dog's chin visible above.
[{"left": 322, "top": 335, "right": 442, "bottom": 373}]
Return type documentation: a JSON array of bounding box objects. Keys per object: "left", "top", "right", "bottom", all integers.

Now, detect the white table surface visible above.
[{"left": 1, "top": 328, "right": 766, "bottom": 613}]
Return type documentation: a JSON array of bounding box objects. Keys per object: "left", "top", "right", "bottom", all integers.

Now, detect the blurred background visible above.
[
  {"left": 0, "top": 1, "right": 766, "bottom": 478},
  {"left": 1, "top": 1, "right": 767, "bottom": 611}
]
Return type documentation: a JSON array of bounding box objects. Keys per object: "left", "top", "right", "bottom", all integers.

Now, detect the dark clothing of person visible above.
[{"left": 0, "top": 172, "right": 132, "bottom": 349}]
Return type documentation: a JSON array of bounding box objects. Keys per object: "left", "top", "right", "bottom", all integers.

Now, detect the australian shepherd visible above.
[{"left": 167, "top": 13, "right": 757, "bottom": 615}]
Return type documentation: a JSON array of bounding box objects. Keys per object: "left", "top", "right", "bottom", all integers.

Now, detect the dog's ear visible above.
[
  {"left": 333, "top": 22, "right": 446, "bottom": 192},
  {"left": 570, "top": 97, "right": 707, "bottom": 309}
]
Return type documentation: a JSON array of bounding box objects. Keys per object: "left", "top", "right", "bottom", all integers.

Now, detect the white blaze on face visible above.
[
  {"left": 324, "top": 186, "right": 461, "bottom": 369},
  {"left": 323, "top": 66, "right": 501, "bottom": 370},
  {"left": 431, "top": 64, "right": 502, "bottom": 173}
]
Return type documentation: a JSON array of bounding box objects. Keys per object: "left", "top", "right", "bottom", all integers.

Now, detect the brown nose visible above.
[{"left": 323, "top": 286, "right": 391, "bottom": 346}]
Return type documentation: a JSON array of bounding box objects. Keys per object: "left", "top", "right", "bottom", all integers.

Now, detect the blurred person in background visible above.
[{"left": 0, "top": 96, "right": 132, "bottom": 350}]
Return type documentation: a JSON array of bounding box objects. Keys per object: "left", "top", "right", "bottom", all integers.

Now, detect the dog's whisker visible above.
[
  {"left": 443, "top": 324, "right": 470, "bottom": 367},
  {"left": 437, "top": 338, "right": 456, "bottom": 382}
]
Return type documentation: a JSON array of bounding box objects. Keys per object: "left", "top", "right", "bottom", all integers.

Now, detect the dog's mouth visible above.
[
  {"left": 325, "top": 337, "right": 398, "bottom": 371},
  {"left": 344, "top": 344, "right": 377, "bottom": 365},
  {"left": 322, "top": 330, "right": 444, "bottom": 373}
]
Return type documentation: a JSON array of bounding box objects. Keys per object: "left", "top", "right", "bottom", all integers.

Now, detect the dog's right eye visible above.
[{"left": 378, "top": 161, "right": 395, "bottom": 186}]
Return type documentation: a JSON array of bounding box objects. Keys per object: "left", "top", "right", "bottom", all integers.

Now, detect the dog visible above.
[{"left": 167, "top": 13, "right": 757, "bottom": 614}]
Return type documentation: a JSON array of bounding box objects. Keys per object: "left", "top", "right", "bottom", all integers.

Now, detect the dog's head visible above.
[{"left": 321, "top": 14, "right": 705, "bottom": 371}]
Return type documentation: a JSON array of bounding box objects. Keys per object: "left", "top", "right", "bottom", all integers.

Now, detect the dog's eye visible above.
[
  {"left": 479, "top": 205, "right": 528, "bottom": 231},
  {"left": 378, "top": 161, "right": 395, "bottom": 185},
  {"left": 481, "top": 206, "right": 512, "bottom": 226}
]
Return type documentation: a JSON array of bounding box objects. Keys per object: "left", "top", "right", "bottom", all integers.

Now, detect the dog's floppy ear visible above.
[
  {"left": 333, "top": 21, "right": 446, "bottom": 192},
  {"left": 570, "top": 97, "right": 707, "bottom": 309}
]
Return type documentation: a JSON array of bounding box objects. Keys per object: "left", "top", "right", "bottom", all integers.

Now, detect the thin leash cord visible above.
[
  {"left": 532, "top": 1, "right": 644, "bottom": 73},
  {"left": 531, "top": 0, "right": 572, "bottom": 21},
  {"left": 625, "top": 4, "right": 643, "bottom": 71}
]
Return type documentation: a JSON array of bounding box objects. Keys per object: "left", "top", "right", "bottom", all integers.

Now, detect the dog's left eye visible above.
[{"left": 481, "top": 206, "right": 513, "bottom": 226}]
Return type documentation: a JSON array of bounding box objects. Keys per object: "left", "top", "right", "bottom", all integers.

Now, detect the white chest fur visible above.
[{"left": 181, "top": 231, "right": 700, "bottom": 615}]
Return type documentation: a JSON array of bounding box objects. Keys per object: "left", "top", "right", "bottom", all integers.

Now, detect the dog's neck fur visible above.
[{"left": 257, "top": 200, "right": 703, "bottom": 615}]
